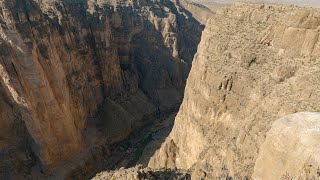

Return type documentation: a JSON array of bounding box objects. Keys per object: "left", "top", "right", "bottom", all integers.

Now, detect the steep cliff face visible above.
[
  {"left": 0, "top": 0, "right": 204, "bottom": 177},
  {"left": 177, "top": 0, "right": 213, "bottom": 24},
  {"left": 150, "top": 3, "right": 320, "bottom": 178}
]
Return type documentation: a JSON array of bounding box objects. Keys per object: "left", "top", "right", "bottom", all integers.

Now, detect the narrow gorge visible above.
[
  {"left": 0, "top": 0, "right": 209, "bottom": 178},
  {"left": 1, "top": 0, "right": 320, "bottom": 180}
]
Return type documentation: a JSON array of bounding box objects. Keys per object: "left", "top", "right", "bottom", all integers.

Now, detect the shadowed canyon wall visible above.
[{"left": 0, "top": 0, "right": 205, "bottom": 177}]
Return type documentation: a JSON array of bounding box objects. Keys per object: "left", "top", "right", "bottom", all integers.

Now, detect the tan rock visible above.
[
  {"left": 150, "top": 2, "right": 320, "bottom": 178},
  {"left": 178, "top": 0, "right": 214, "bottom": 24},
  {"left": 253, "top": 112, "right": 320, "bottom": 180}
]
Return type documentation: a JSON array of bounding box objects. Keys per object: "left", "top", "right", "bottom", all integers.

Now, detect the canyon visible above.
[
  {"left": 1, "top": 0, "right": 320, "bottom": 180},
  {"left": 0, "top": 0, "right": 208, "bottom": 178}
]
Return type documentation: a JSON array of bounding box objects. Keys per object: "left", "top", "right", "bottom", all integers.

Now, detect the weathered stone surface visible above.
[
  {"left": 150, "top": 2, "right": 320, "bottom": 179},
  {"left": 178, "top": 0, "right": 214, "bottom": 24},
  {"left": 253, "top": 112, "right": 320, "bottom": 180},
  {"left": 0, "top": 0, "right": 205, "bottom": 177},
  {"left": 92, "top": 165, "right": 191, "bottom": 180}
]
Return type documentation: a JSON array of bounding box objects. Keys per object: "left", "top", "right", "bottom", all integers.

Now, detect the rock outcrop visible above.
[
  {"left": 150, "top": 2, "right": 320, "bottom": 179},
  {"left": 92, "top": 165, "right": 191, "bottom": 180},
  {"left": 0, "top": 0, "right": 206, "bottom": 178},
  {"left": 253, "top": 112, "right": 320, "bottom": 180},
  {"left": 177, "top": 0, "right": 214, "bottom": 24},
  {"left": 191, "top": 0, "right": 224, "bottom": 11}
]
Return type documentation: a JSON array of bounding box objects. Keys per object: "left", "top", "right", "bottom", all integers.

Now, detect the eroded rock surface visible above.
[
  {"left": 177, "top": 0, "right": 214, "bottom": 24},
  {"left": 0, "top": 0, "right": 205, "bottom": 178},
  {"left": 253, "top": 112, "right": 320, "bottom": 180},
  {"left": 92, "top": 165, "right": 191, "bottom": 180},
  {"left": 150, "top": 3, "right": 320, "bottom": 179}
]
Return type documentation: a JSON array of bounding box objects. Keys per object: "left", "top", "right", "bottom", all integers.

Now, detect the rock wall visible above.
[
  {"left": 0, "top": 0, "right": 205, "bottom": 177},
  {"left": 150, "top": 3, "right": 320, "bottom": 179},
  {"left": 177, "top": 0, "right": 213, "bottom": 24}
]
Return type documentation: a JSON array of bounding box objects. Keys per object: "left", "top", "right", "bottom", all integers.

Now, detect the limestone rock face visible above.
[
  {"left": 150, "top": 3, "right": 320, "bottom": 178},
  {"left": 177, "top": 0, "right": 214, "bottom": 24},
  {"left": 253, "top": 112, "right": 320, "bottom": 180},
  {"left": 0, "top": 0, "right": 204, "bottom": 177}
]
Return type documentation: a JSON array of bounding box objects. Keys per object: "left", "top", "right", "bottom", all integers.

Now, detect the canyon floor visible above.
[
  {"left": 56, "top": 113, "right": 178, "bottom": 179},
  {"left": 9, "top": 112, "right": 178, "bottom": 179},
  {"left": 89, "top": 113, "right": 193, "bottom": 180}
]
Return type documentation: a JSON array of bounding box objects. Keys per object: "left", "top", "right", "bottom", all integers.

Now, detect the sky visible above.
[{"left": 212, "top": 0, "right": 320, "bottom": 8}]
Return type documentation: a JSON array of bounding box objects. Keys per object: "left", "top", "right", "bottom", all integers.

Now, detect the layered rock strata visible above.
[
  {"left": 150, "top": 2, "right": 320, "bottom": 179},
  {"left": 0, "top": 0, "right": 205, "bottom": 177}
]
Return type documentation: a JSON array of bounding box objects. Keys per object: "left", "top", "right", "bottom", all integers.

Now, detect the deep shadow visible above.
[
  {"left": 66, "top": 112, "right": 177, "bottom": 179},
  {"left": 93, "top": 165, "right": 191, "bottom": 179},
  {"left": 52, "top": 1, "right": 201, "bottom": 179},
  {"left": 139, "top": 169, "right": 191, "bottom": 180}
]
